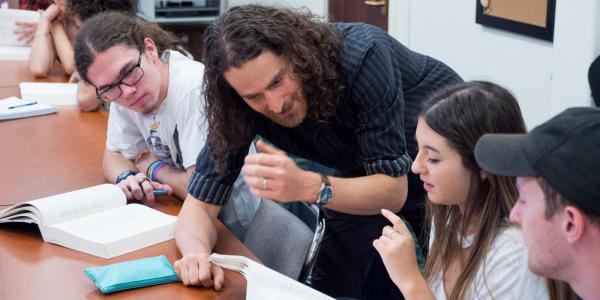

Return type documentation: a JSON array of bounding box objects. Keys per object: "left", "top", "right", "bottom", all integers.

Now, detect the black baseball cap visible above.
[{"left": 475, "top": 107, "right": 600, "bottom": 215}]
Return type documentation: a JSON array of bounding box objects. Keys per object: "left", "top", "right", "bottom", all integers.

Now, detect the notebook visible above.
[
  {"left": 0, "top": 9, "right": 40, "bottom": 46},
  {"left": 19, "top": 82, "right": 78, "bottom": 106},
  {"left": 0, "top": 97, "right": 56, "bottom": 120}
]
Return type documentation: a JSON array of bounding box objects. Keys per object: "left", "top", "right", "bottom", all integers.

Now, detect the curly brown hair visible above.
[
  {"left": 74, "top": 12, "right": 182, "bottom": 84},
  {"left": 203, "top": 5, "right": 345, "bottom": 172},
  {"left": 65, "top": 0, "right": 135, "bottom": 21}
]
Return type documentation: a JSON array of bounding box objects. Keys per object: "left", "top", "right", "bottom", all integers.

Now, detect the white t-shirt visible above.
[
  {"left": 429, "top": 226, "right": 549, "bottom": 300},
  {"left": 106, "top": 50, "right": 207, "bottom": 170}
]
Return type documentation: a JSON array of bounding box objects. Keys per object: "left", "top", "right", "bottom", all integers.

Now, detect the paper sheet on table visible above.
[
  {"left": 0, "top": 96, "right": 56, "bottom": 120},
  {"left": 19, "top": 82, "right": 78, "bottom": 106}
]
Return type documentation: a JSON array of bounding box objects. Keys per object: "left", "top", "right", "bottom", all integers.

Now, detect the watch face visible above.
[{"left": 319, "top": 186, "right": 333, "bottom": 204}]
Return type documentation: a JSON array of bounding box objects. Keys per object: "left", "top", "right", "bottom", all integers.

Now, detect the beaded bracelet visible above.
[{"left": 146, "top": 160, "right": 167, "bottom": 182}]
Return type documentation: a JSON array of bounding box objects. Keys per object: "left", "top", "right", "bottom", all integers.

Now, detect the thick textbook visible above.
[
  {"left": 210, "top": 254, "right": 334, "bottom": 300},
  {"left": 0, "top": 97, "right": 56, "bottom": 120},
  {"left": 0, "top": 184, "right": 176, "bottom": 259}
]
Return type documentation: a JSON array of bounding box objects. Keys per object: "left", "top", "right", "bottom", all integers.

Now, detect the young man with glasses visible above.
[
  {"left": 74, "top": 13, "right": 260, "bottom": 241},
  {"left": 73, "top": 13, "right": 202, "bottom": 203}
]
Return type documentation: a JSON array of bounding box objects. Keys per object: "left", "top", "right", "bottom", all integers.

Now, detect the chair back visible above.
[{"left": 243, "top": 199, "right": 314, "bottom": 280}]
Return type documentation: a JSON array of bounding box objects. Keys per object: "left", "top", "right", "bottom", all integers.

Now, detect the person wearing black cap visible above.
[
  {"left": 475, "top": 107, "right": 600, "bottom": 300},
  {"left": 588, "top": 56, "right": 600, "bottom": 107}
]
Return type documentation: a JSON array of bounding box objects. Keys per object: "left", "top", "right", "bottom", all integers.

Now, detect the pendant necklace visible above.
[{"left": 150, "top": 110, "right": 160, "bottom": 130}]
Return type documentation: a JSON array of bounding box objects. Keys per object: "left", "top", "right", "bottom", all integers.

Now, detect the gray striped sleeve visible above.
[
  {"left": 188, "top": 170, "right": 233, "bottom": 205},
  {"left": 364, "top": 153, "right": 413, "bottom": 177}
]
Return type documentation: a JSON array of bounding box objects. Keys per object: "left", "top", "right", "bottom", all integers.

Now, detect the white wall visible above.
[
  {"left": 389, "top": 0, "right": 600, "bottom": 128},
  {"left": 227, "top": 0, "right": 327, "bottom": 18}
]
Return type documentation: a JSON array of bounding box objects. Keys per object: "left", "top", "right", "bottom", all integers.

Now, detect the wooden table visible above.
[
  {"left": 0, "top": 61, "right": 254, "bottom": 299},
  {"left": 0, "top": 60, "right": 67, "bottom": 88}
]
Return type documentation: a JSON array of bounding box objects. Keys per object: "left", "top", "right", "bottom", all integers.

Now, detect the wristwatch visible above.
[
  {"left": 115, "top": 170, "right": 137, "bottom": 184},
  {"left": 315, "top": 173, "right": 333, "bottom": 206}
]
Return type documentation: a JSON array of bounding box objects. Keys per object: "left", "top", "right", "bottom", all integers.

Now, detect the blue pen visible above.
[
  {"left": 8, "top": 101, "right": 38, "bottom": 109},
  {"left": 153, "top": 189, "right": 168, "bottom": 196},
  {"left": 140, "top": 189, "right": 168, "bottom": 201}
]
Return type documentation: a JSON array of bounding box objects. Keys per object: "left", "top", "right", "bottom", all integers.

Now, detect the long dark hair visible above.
[
  {"left": 421, "top": 81, "right": 527, "bottom": 300},
  {"left": 74, "top": 12, "right": 181, "bottom": 84},
  {"left": 202, "top": 5, "right": 345, "bottom": 172}
]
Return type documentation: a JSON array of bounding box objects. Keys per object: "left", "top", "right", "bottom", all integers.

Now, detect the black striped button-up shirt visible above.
[{"left": 188, "top": 23, "right": 462, "bottom": 215}]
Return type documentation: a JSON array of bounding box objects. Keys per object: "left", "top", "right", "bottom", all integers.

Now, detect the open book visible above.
[
  {"left": 0, "top": 184, "right": 176, "bottom": 259},
  {"left": 210, "top": 254, "right": 334, "bottom": 300},
  {"left": 0, "top": 9, "right": 40, "bottom": 46},
  {"left": 0, "top": 97, "right": 57, "bottom": 120}
]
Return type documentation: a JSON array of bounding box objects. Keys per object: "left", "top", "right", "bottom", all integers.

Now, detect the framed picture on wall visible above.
[{"left": 475, "top": 0, "right": 556, "bottom": 42}]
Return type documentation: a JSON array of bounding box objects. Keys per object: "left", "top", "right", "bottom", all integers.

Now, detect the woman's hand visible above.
[{"left": 373, "top": 209, "right": 424, "bottom": 291}]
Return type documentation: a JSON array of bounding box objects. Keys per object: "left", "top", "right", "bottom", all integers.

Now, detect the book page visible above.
[
  {"left": 0, "top": 211, "right": 40, "bottom": 224},
  {"left": 48, "top": 204, "right": 176, "bottom": 243},
  {"left": 0, "top": 9, "right": 40, "bottom": 46},
  {"left": 0, "top": 203, "right": 40, "bottom": 222},
  {"left": 28, "top": 184, "right": 125, "bottom": 226},
  {"left": 210, "top": 254, "right": 334, "bottom": 300},
  {"left": 19, "top": 82, "right": 78, "bottom": 106}
]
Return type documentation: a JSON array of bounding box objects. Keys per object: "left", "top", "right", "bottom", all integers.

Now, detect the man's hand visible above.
[
  {"left": 68, "top": 71, "right": 79, "bottom": 83},
  {"left": 116, "top": 171, "right": 172, "bottom": 203},
  {"left": 14, "top": 21, "right": 38, "bottom": 44},
  {"left": 373, "top": 209, "right": 422, "bottom": 289},
  {"left": 174, "top": 252, "right": 224, "bottom": 290},
  {"left": 241, "top": 140, "right": 320, "bottom": 202}
]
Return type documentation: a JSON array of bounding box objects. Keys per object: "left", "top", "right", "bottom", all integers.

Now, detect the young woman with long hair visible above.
[{"left": 373, "top": 81, "right": 551, "bottom": 299}]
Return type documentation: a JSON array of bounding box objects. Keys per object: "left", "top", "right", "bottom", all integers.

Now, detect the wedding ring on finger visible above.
[
  {"left": 383, "top": 227, "right": 396, "bottom": 238},
  {"left": 262, "top": 178, "right": 269, "bottom": 190}
]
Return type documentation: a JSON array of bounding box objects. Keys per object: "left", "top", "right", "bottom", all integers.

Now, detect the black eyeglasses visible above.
[{"left": 95, "top": 49, "right": 145, "bottom": 102}]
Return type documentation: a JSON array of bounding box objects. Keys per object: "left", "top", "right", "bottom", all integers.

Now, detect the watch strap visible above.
[{"left": 115, "top": 170, "right": 137, "bottom": 184}]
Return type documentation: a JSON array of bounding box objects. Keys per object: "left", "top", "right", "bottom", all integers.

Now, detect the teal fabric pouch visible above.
[{"left": 84, "top": 255, "right": 179, "bottom": 294}]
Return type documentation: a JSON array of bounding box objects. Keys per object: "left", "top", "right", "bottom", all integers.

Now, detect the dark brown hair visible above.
[
  {"left": 202, "top": 5, "right": 344, "bottom": 172},
  {"left": 65, "top": 0, "right": 135, "bottom": 21},
  {"left": 538, "top": 177, "right": 600, "bottom": 227},
  {"left": 420, "top": 81, "right": 527, "bottom": 300},
  {"left": 74, "top": 12, "right": 181, "bottom": 84}
]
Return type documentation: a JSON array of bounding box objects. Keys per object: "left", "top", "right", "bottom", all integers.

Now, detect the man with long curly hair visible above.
[{"left": 174, "top": 5, "right": 461, "bottom": 298}]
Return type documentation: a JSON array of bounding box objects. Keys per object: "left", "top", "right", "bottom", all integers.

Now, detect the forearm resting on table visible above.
[
  {"left": 320, "top": 174, "right": 408, "bottom": 215},
  {"left": 175, "top": 196, "right": 221, "bottom": 255},
  {"left": 102, "top": 149, "right": 137, "bottom": 183}
]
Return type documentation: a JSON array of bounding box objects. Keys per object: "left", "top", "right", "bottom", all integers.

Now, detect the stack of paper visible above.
[
  {"left": 20, "top": 82, "right": 78, "bottom": 106},
  {"left": 0, "top": 97, "right": 56, "bottom": 120}
]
